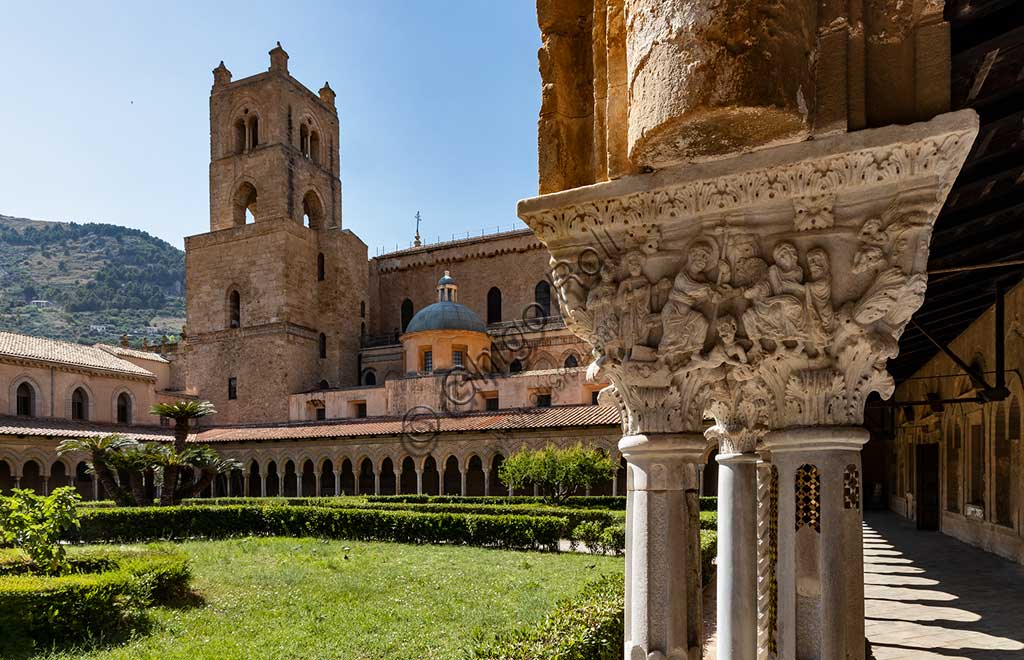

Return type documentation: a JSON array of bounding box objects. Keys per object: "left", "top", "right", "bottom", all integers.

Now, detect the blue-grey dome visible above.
[
  {"left": 405, "top": 301, "right": 486, "bottom": 334},
  {"left": 438, "top": 272, "right": 456, "bottom": 286}
]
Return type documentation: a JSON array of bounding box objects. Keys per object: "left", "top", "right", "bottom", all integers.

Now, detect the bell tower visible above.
[{"left": 184, "top": 44, "right": 368, "bottom": 424}]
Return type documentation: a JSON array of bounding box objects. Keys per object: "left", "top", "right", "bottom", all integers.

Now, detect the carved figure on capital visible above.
[
  {"left": 658, "top": 239, "right": 723, "bottom": 368},
  {"left": 617, "top": 251, "right": 659, "bottom": 361},
  {"left": 742, "top": 242, "right": 808, "bottom": 354}
]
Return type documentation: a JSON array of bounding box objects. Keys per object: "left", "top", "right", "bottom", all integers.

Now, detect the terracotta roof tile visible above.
[
  {"left": 193, "top": 404, "right": 621, "bottom": 443},
  {"left": 0, "top": 415, "right": 173, "bottom": 442},
  {"left": 0, "top": 332, "right": 156, "bottom": 378},
  {"left": 96, "top": 344, "right": 170, "bottom": 364}
]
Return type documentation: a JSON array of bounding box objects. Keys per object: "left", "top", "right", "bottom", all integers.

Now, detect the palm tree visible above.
[
  {"left": 151, "top": 445, "right": 193, "bottom": 506},
  {"left": 56, "top": 434, "right": 135, "bottom": 506},
  {"left": 178, "top": 446, "right": 242, "bottom": 501},
  {"left": 149, "top": 400, "right": 216, "bottom": 503}
]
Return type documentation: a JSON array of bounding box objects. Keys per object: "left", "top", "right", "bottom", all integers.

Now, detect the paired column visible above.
[
  {"left": 334, "top": 470, "right": 342, "bottom": 496},
  {"left": 715, "top": 453, "right": 759, "bottom": 660},
  {"left": 620, "top": 433, "right": 705, "bottom": 660},
  {"left": 764, "top": 428, "right": 867, "bottom": 660}
]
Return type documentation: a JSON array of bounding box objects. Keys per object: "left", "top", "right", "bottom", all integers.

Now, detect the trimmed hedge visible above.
[
  {"left": 0, "top": 546, "right": 190, "bottom": 650},
  {"left": 70, "top": 505, "right": 567, "bottom": 551},
  {"left": 474, "top": 530, "right": 718, "bottom": 659}
]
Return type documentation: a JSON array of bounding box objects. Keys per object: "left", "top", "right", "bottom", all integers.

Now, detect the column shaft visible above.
[{"left": 716, "top": 453, "right": 758, "bottom": 660}]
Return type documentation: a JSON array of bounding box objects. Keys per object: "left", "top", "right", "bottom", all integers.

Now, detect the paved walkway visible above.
[{"left": 865, "top": 512, "right": 1024, "bottom": 659}]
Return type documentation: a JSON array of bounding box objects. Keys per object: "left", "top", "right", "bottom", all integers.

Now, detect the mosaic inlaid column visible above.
[{"left": 520, "top": 110, "right": 977, "bottom": 660}]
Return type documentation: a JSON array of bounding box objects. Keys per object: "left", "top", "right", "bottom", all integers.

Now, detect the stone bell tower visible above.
[{"left": 184, "top": 44, "right": 368, "bottom": 424}]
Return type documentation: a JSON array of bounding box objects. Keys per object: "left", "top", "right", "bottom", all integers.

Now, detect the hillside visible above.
[{"left": 0, "top": 214, "right": 184, "bottom": 346}]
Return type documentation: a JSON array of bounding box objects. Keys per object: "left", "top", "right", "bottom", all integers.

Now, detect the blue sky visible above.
[{"left": 0, "top": 1, "right": 541, "bottom": 252}]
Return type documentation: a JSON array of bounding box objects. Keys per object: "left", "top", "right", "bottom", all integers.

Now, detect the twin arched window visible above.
[
  {"left": 116, "top": 392, "right": 132, "bottom": 424},
  {"left": 299, "top": 122, "right": 321, "bottom": 164},
  {"left": 234, "top": 113, "right": 259, "bottom": 154},
  {"left": 71, "top": 387, "right": 89, "bottom": 421},
  {"left": 16, "top": 382, "right": 33, "bottom": 417},
  {"left": 534, "top": 281, "right": 551, "bottom": 318},
  {"left": 487, "top": 287, "right": 502, "bottom": 324}
]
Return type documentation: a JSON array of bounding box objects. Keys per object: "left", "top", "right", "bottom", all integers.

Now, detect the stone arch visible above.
[
  {"left": 0, "top": 458, "right": 14, "bottom": 493},
  {"left": 232, "top": 180, "right": 259, "bottom": 226},
  {"left": 300, "top": 459, "right": 317, "bottom": 497},
  {"left": 442, "top": 455, "right": 461, "bottom": 495},
  {"left": 227, "top": 99, "right": 262, "bottom": 155},
  {"left": 297, "top": 113, "right": 324, "bottom": 163},
  {"left": 465, "top": 454, "right": 486, "bottom": 496},
  {"left": 563, "top": 351, "right": 580, "bottom": 368},
  {"left": 380, "top": 457, "right": 397, "bottom": 495},
  {"left": 302, "top": 189, "right": 325, "bottom": 229},
  {"left": 49, "top": 458, "right": 72, "bottom": 490},
  {"left": 265, "top": 460, "right": 281, "bottom": 497},
  {"left": 73, "top": 460, "right": 93, "bottom": 500},
  {"left": 399, "top": 456, "right": 417, "bottom": 494},
  {"left": 362, "top": 369, "right": 377, "bottom": 386},
  {"left": 488, "top": 453, "right": 506, "bottom": 496},
  {"left": 422, "top": 455, "right": 440, "bottom": 495},
  {"left": 20, "top": 459, "right": 43, "bottom": 493},
  {"left": 67, "top": 382, "right": 94, "bottom": 421},
  {"left": 112, "top": 388, "right": 135, "bottom": 425},
  {"left": 318, "top": 458, "right": 335, "bottom": 496},
  {"left": 10, "top": 374, "right": 43, "bottom": 417},
  {"left": 358, "top": 457, "right": 375, "bottom": 495},
  {"left": 339, "top": 457, "right": 356, "bottom": 495},
  {"left": 530, "top": 350, "right": 556, "bottom": 371}
]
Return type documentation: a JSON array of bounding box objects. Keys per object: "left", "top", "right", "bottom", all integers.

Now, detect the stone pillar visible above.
[
  {"left": 765, "top": 427, "right": 867, "bottom": 660},
  {"left": 373, "top": 472, "right": 380, "bottom": 496},
  {"left": 315, "top": 473, "right": 321, "bottom": 498},
  {"left": 612, "top": 474, "right": 618, "bottom": 497},
  {"left": 243, "top": 474, "right": 251, "bottom": 498},
  {"left": 460, "top": 470, "right": 467, "bottom": 497},
  {"left": 293, "top": 473, "right": 300, "bottom": 498},
  {"left": 335, "top": 470, "right": 342, "bottom": 496},
  {"left": 415, "top": 469, "right": 423, "bottom": 495},
  {"left": 13, "top": 477, "right": 20, "bottom": 489},
  {"left": 92, "top": 479, "right": 99, "bottom": 501},
  {"left": 259, "top": 474, "right": 266, "bottom": 498},
  {"left": 484, "top": 472, "right": 491, "bottom": 497},
  {"left": 707, "top": 426, "right": 759, "bottom": 660},
  {"left": 393, "top": 470, "right": 401, "bottom": 496},
  {"left": 621, "top": 433, "right": 705, "bottom": 660},
  {"left": 41, "top": 476, "right": 49, "bottom": 496}
]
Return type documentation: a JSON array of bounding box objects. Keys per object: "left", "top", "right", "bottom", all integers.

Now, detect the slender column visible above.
[
  {"left": 508, "top": 484, "right": 513, "bottom": 497},
  {"left": 483, "top": 472, "right": 491, "bottom": 497},
  {"left": 243, "top": 474, "right": 251, "bottom": 498},
  {"left": 436, "top": 468, "right": 442, "bottom": 495},
  {"left": 315, "top": 473, "right": 321, "bottom": 498},
  {"left": 374, "top": 472, "right": 381, "bottom": 496},
  {"left": 612, "top": 474, "right": 618, "bottom": 497},
  {"left": 92, "top": 478, "right": 99, "bottom": 501},
  {"left": 697, "top": 464, "right": 705, "bottom": 497},
  {"left": 765, "top": 427, "right": 867, "bottom": 660},
  {"left": 42, "top": 476, "right": 49, "bottom": 496},
  {"left": 620, "top": 433, "right": 705, "bottom": 660},
  {"left": 334, "top": 470, "right": 342, "bottom": 496},
  {"left": 715, "top": 452, "right": 759, "bottom": 660},
  {"left": 260, "top": 474, "right": 266, "bottom": 498},
  {"left": 13, "top": 477, "right": 20, "bottom": 489},
  {"left": 415, "top": 469, "right": 423, "bottom": 495},
  {"left": 393, "top": 470, "right": 401, "bottom": 495},
  {"left": 533, "top": 483, "right": 540, "bottom": 497},
  {"left": 460, "top": 470, "right": 467, "bottom": 497}
]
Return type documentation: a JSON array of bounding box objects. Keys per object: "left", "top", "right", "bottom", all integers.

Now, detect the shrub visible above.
[
  {"left": 700, "top": 510, "right": 718, "bottom": 530},
  {"left": 471, "top": 573, "right": 624, "bottom": 660},
  {"left": 700, "top": 496, "right": 718, "bottom": 512},
  {"left": 187, "top": 494, "right": 632, "bottom": 510},
  {"left": 599, "top": 524, "right": 625, "bottom": 556},
  {"left": 473, "top": 530, "right": 717, "bottom": 660},
  {"left": 571, "top": 520, "right": 605, "bottom": 553},
  {"left": 0, "top": 546, "right": 190, "bottom": 650},
  {"left": 70, "top": 505, "right": 568, "bottom": 551},
  {"left": 0, "top": 487, "right": 81, "bottom": 575}
]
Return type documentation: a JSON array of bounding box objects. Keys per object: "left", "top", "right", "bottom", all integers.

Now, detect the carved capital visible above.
[{"left": 524, "top": 111, "right": 978, "bottom": 434}]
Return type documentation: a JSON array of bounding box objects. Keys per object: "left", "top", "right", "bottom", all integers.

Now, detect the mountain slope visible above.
[{"left": 0, "top": 214, "right": 184, "bottom": 346}]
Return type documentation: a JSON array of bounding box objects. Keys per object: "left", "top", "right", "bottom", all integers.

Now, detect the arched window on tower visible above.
[
  {"left": 233, "top": 182, "right": 258, "bottom": 226},
  {"left": 319, "top": 333, "right": 327, "bottom": 359},
  {"left": 534, "top": 281, "right": 551, "bottom": 318},
  {"left": 116, "top": 392, "right": 132, "bottom": 424},
  {"left": 16, "top": 382, "right": 34, "bottom": 417},
  {"left": 248, "top": 116, "right": 259, "bottom": 148},
  {"left": 234, "top": 118, "right": 247, "bottom": 154},
  {"left": 401, "top": 299, "right": 414, "bottom": 333},
  {"left": 300, "top": 124, "right": 310, "bottom": 156},
  {"left": 309, "top": 131, "right": 321, "bottom": 164},
  {"left": 564, "top": 354, "right": 579, "bottom": 368},
  {"left": 229, "top": 290, "right": 241, "bottom": 329},
  {"left": 363, "top": 370, "right": 377, "bottom": 386},
  {"left": 509, "top": 359, "right": 523, "bottom": 374},
  {"left": 71, "top": 387, "right": 89, "bottom": 421},
  {"left": 302, "top": 191, "right": 323, "bottom": 229},
  {"left": 487, "top": 287, "right": 502, "bottom": 324},
  {"left": 317, "top": 253, "right": 325, "bottom": 281}
]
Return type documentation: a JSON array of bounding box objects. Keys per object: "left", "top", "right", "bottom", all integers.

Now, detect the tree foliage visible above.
[
  {"left": 0, "top": 487, "right": 81, "bottom": 575},
  {"left": 498, "top": 444, "right": 618, "bottom": 504}
]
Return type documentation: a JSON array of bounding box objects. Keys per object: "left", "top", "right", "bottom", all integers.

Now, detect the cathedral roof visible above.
[
  {"left": 404, "top": 301, "right": 487, "bottom": 334},
  {"left": 0, "top": 332, "right": 157, "bottom": 378}
]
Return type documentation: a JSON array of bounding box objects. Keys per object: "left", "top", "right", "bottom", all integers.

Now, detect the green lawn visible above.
[{"left": 30, "top": 538, "right": 623, "bottom": 660}]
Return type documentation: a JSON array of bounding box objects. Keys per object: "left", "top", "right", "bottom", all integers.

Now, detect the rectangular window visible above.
[
  {"left": 228, "top": 377, "right": 237, "bottom": 400},
  {"left": 453, "top": 350, "right": 463, "bottom": 369},
  {"left": 315, "top": 407, "right": 326, "bottom": 421},
  {"left": 485, "top": 396, "right": 499, "bottom": 411},
  {"left": 356, "top": 402, "right": 367, "bottom": 418},
  {"left": 423, "top": 350, "right": 433, "bottom": 372},
  {"left": 536, "top": 393, "right": 552, "bottom": 408}
]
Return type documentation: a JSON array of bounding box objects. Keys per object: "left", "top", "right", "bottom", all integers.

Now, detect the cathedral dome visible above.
[{"left": 404, "top": 271, "right": 486, "bottom": 334}]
